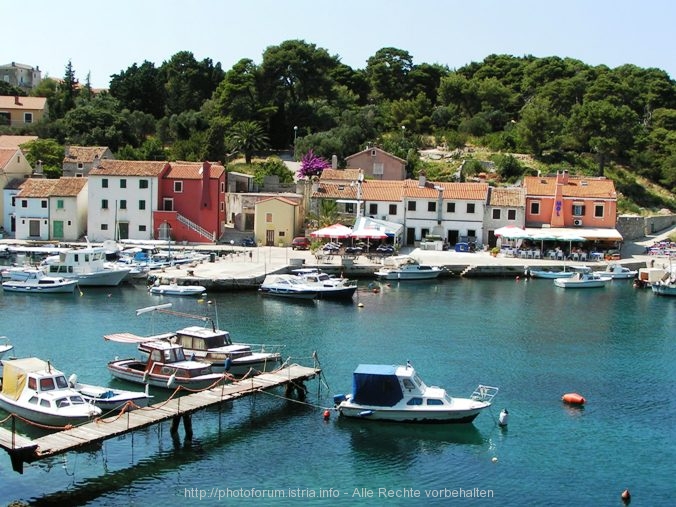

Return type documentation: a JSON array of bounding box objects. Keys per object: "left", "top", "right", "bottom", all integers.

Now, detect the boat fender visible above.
[
  {"left": 68, "top": 373, "right": 78, "bottom": 388},
  {"left": 358, "top": 410, "right": 374, "bottom": 417},
  {"left": 223, "top": 358, "right": 232, "bottom": 372},
  {"left": 167, "top": 372, "right": 176, "bottom": 388},
  {"left": 323, "top": 410, "right": 331, "bottom": 420},
  {"left": 562, "top": 393, "right": 585, "bottom": 405},
  {"left": 498, "top": 408, "right": 509, "bottom": 427}
]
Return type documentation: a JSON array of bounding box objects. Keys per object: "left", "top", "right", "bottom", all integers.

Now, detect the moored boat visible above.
[
  {"left": 106, "top": 340, "right": 226, "bottom": 390},
  {"left": 1, "top": 268, "right": 79, "bottom": 293},
  {"left": 67, "top": 375, "right": 153, "bottom": 412},
  {"left": 527, "top": 268, "right": 575, "bottom": 279},
  {"left": 374, "top": 256, "right": 442, "bottom": 280},
  {"left": 259, "top": 274, "right": 319, "bottom": 299},
  {"left": 0, "top": 336, "right": 14, "bottom": 360},
  {"left": 603, "top": 263, "right": 638, "bottom": 279},
  {"left": 292, "top": 268, "right": 358, "bottom": 300},
  {"left": 0, "top": 357, "right": 102, "bottom": 427},
  {"left": 334, "top": 363, "right": 498, "bottom": 423},
  {"left": 41, "top": 246, "right": 131, "bottom": 286},
  {"left": 149, "top": 283, "right": 207, "bottom": 297},
  {"left": 553, "top": 266, "right": 612, "bottom": 288}
]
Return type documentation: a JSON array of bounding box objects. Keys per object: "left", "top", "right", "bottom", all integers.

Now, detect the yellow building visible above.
[
  {"left": 254, "top": 196, "right": 301, "bottom": 246},
  {"left": 0, "top": 96, "right": 48, "bottom": 127}
]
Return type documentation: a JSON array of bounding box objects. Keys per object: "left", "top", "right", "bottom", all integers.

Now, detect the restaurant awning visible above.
[{"left": 524, "top": 227, "right": 623, "bottom": 241}]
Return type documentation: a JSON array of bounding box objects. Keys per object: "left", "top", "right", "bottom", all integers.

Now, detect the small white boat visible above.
[
  {"left": 651, "top": 280, "right": 676, "bottom": 296},
  {"left": 1, "top": 268, "right": 79, "bottom": 293},
  {"left": 374, "top": 256, "right": 442, "bottom": 280},
  {"left": 259, "top": 274, "right": 319, "bottom": 299},
  {"left": 334, "top": 363, "right": 498, "bottom": 423},
  {"left": 603, "top": 263, "right": 638, "bottom": 279},
  {"left": 0, "top": 336, "right": 13, "bottom": 360},
  {"left": 554, "top": 266, "right": 612, "bottom": 288},
  {"left": 292, "top": 268, "right": 358, "bottom": 300},
  {"left": 149, "top": 283, "right": 207, "bottom": 297},
  {"left": 106, "top": 340, "right": 226, "bottom": 390},
  {"left": 41, "top": 246, "right": 130, "bottom": 286},
  {"left": 0, "top": 357, "right": 101, "bottom": 427},
  {"left": 67, "top": 374, "right": 153, "bottom": 412},
  {"left": 527, "top": 268, "right": 575, "bottom": 279}
]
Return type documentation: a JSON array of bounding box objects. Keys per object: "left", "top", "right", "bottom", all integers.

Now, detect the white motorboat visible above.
[
  {"left": 149, "top": 283, "right": 207, "bottom": 297},
  {"left": 0, "top": 357, "right": 101, "bottom": 427},
  {"left": 527, "top": 268, "right": 575, "bottom": 279},
  {"left": 41, "top": 246, "right": 131, "bottom": 286},
  {"left": 603, "top": 263, "right": 638, "bottom": 279},
  {"left": 105, "top": 304, "right": 283, "bottom": 376},
  {"left": 259, "top": 274, "right": 319, "bottom": 299},
  {"left": 334, "top": 363, "right": 498, "bottom": 423},
  {"left": 292, "top": 268, "right": 358, "bottom": 300},
  {"left": 554, "top": 266, "right": 612, "bottom": 288},
  {"left": 106, "top": 340, "right": 226, "bottom": 390},
  {"left": 1, "top": 268, "right": 79, "bottom": 293},
  {"left": 651, "top": 280, "right": 676, "bottom": 296},
  {"left": 374, "top": 256, "right": 442, "bottom": 280},
  {"left": 0, "top": 336, "right": 13, "bottom": 360},
  {"left": 67, "top": 374, "right": 152, "bottom": 412}
]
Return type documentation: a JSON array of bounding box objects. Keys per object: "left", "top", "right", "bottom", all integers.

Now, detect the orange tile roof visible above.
[
  {"left": 320, "top": 168, "right": 362, "bottom": 181},
  {"left": 313, "top": 179, "right": 488, "bottom": 201},
  {"left": 63, "top": 146, "right": 110, "bottom": 163},
  {"left": 15, "top": 177, "right": 87, "bottom": 198},
  {"left": 165, "top": 162, "right": 226, "bottom": 179},
  {"left": 0, "top": 135, "right": 37, "bottom": 148},
  {"left": 488, "top": 187, "right": 526, "bottom": 207},
  {"left": 0, "top": 96, "right": 47, "bottom": 110},
  {"left": 524, "top": 175, "right": 616, "bottom": 199},
  {"left": 89, "top": 160, "right": 168, "bottom": 177},
  {"left": 0, "top": 147, "right": 18, "bottom": 167}
]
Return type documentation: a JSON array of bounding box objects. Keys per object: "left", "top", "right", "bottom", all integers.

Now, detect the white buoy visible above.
[{"left": 498, "top": 408, "right": 509, "bottom": 427}]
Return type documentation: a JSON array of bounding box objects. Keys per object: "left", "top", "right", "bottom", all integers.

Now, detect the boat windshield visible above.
[
  {"left": 55, "top": 375, "right": 68, "bottom": 388},
  {"left": 412, "top": 373, "right": 426, "bottom": 390}
]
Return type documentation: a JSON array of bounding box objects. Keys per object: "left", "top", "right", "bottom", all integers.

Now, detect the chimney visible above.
[
  {"left": 331, "top": 155, "right": 337, "bottom": 169},
  {"left": 556, "top": 170, "right": 569, "bottom": 185},
  {"left": 201, "top": 161, "right": 211, "bottom": 208},
  {"left": 418, "top": 172, "right": 427, "bottom": 188},
  {"left": 14, "top": 96, "right": 21, "bottom": 105}
]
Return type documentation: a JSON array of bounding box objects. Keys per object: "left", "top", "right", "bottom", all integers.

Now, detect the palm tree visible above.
[
  {"left": 306, "top": 199, "right": 340, "bottom": 228},
  {"left": 227, "top": 121, "right": 269, "bottom": 164}
]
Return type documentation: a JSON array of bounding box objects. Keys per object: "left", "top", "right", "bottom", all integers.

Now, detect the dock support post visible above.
[
  {"left": 170, "top": 415, "right": 181, "bottom": 435},
  {"left": 183, "top": 414, "right": 193, "bottom": 440}
]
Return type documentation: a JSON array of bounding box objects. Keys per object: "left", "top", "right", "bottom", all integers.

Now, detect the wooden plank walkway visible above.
[{"left": 0, "top": 364, "right": 320, "bottom": 473}]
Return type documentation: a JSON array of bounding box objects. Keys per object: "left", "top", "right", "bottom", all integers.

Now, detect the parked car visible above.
[
  {"left": 291, "top": 237, "right": 311, "bottom": 250},
  {"left": 240, "top": 237, "right": 256, "bottom": 247}
]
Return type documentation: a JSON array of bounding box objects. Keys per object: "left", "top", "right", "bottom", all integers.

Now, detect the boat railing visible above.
[{"left": 470, "top": 384, "right": 499, "bottom": 403}]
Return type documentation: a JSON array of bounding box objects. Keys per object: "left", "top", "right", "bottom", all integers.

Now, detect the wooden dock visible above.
[{"left": 0, "top": 364, "right": 320, "bottom": 473}]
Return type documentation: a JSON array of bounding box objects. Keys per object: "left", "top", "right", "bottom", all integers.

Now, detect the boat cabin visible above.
[
  {"left": 142, "top": 340, "right": 213, "bottom": 377},
  {"left": 171, "top": 326, "right": 255, "bottom": 361}
]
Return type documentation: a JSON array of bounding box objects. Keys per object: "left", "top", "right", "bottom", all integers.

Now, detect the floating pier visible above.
[{"left": 0, "top": 364, "right": 320, "bottom": 473}]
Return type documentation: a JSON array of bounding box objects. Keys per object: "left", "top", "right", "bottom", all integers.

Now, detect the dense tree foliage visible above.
[{"left": 7, "top": 45, "right": 676, "bottom": 198}]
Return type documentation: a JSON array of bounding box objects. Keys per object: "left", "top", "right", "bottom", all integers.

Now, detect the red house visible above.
[{"left": 154, "top": 161, "right": 226, "bottom": 243}]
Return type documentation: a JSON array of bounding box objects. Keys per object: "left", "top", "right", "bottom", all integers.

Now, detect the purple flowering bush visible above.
[{"left": 297, "top": 149, "right": 330, "bottom": 179}]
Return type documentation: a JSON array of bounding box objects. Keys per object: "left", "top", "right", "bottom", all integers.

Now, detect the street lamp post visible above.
[{"left": 293, "top": 125, "right": 298, "bottom": 159}]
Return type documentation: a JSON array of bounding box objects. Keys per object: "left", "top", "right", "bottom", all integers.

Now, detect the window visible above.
[
  {"left": 572, "top": 204, "right": 585, "bottom": 216},
  {"left": 21, "top": 200, "right": 27, "bottom": 208},
  {"left": 102, "top": 199, "right": 108, "bottom": 209},
  {"left": 594, "top": 204, "right": 604, "bottom": 218},
  {"left": 426, "top": 399, "right": 444, "bottom": 406},
  {"left": 57, "top": 199, "right": 64, "bottom": 209},
  {"left": 24, "top": 112, "right": 33, "bottom": 124},
  {"left": 407, "top": 398, "right": 423, "bottom": 406},
  {"left": 389, "top": 204, "right": 397, "bottom": 215},
  {"left": 220, "top": 202, "right": 224, "bottom": 211},
  {"left": 407, "top": 201, "right": 416, "bottom": 211},
  {"left": 345, "top": 203, "right": 354, "bottom": 214},
  {"left": 77, "top": 162, "right": 84, "bottom": 169},
  {"left": 507, "top": 209, "right": 516, "bottom": 220},
  {"left": 446, "top": 202, "right": 455, "bottom": 213},
  {"left": 369, "top": 203, "right": 378, "bottom": 215},
  {"left": 28, "top": 378, "right": 36, "bottom": 390},
  {"left": 41, "top": 200, "right": 47, "bottom": 208},
  {"left": 139, "top": 200, "right": 146, "bottom": 210},
  {"left": 102, "top": 178, "right": 108, "bottom": 188},
  {"left": 120, "top": 179, "right": 127, "bottom": 189},
  {"left": 467, "top": 229, "right": 476, "bottom": 239},
  {"left": 530, "top": 202, "right": 540, "bottom": 215},
  {"left": 119, "top": 200, "right": 127, "bottom": 210},
  {"left": 139, "top": 225, "right": 147, "bottom": 232},
  {"left": 174, "top": 181, "right": 183, "bottom": 193},
  {"left": 139, "top": 179, "right": 148, "bottom": 189},
  {"left": 428, "top": 201, "right": 436, "bottom": 212},
  {"left": 220, "top": 182, "right": 225, "bottom": 193},
  {"left": 265, "top": 212, "right": 272, "bottom": 223},
  {"left": 467, "top": 203, "right": 475, "bottom": 213},
  {"left": 101, "top": 224, "right": 108, "bottom": 230},
  {"left": 492, "top": 209, "right": 501, "bottom": 220}
]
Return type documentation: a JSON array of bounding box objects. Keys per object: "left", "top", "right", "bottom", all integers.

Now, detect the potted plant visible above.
[{"left": 490, "top": 247, "right": 500, "bottom": 257}]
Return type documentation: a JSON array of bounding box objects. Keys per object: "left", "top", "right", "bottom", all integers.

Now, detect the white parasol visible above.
[{"left": 310, "top": 223, "right": 353, "bottom": 239}]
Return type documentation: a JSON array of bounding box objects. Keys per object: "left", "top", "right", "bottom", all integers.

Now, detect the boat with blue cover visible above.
[{"left": 334, "top": 362, "right": 498, "bottom": 423}]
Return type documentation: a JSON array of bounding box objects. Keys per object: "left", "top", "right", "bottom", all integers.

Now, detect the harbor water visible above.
[{"left": 0, "top": 277, "right": 675, "bottom": 506}]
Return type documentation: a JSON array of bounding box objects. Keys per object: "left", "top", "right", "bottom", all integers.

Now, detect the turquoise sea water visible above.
[{"left": 0, "top": 278, "right": 674, "bottom": 506}]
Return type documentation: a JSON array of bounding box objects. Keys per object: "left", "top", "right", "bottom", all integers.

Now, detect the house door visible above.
[
  {"left": 265, "top": 230, "right": 275, "bottom": 246},
  {"left": 448, "top": 230, "right": 459, "bottom": 245},
  {"left": 406, "top": 227, "right": 415, "bottom": 246},
  {"left": 29, "top": 220, "right": 40, "bottom": 237},
  {"left": 158, "top": 222, "right": 172, "bottom": 240},
  {"left": 52, "top": 221, "right": 64, "bottom": 239},
  {"left": 487, "top": 230, "right": 497, "bottom": 247},
  {"left": 118, "top": 222, "right": 129, "bottom": 240}
]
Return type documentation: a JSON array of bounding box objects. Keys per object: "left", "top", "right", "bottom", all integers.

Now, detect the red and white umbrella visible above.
[{"left": 310, "top": 223, "right": 353, "bottom": 239}]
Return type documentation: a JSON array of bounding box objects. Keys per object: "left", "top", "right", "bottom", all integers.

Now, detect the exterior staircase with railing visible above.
[{"left": 177, "top": 213, "right": 215, "bottom": 242}]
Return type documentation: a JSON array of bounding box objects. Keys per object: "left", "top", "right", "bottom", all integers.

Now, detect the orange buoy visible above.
[
  {"left": 562, "top": 393, "right": 586, "bottom": 405},
  {"left": 323, "top": 410, "right": 331, "bottom": 420}
]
